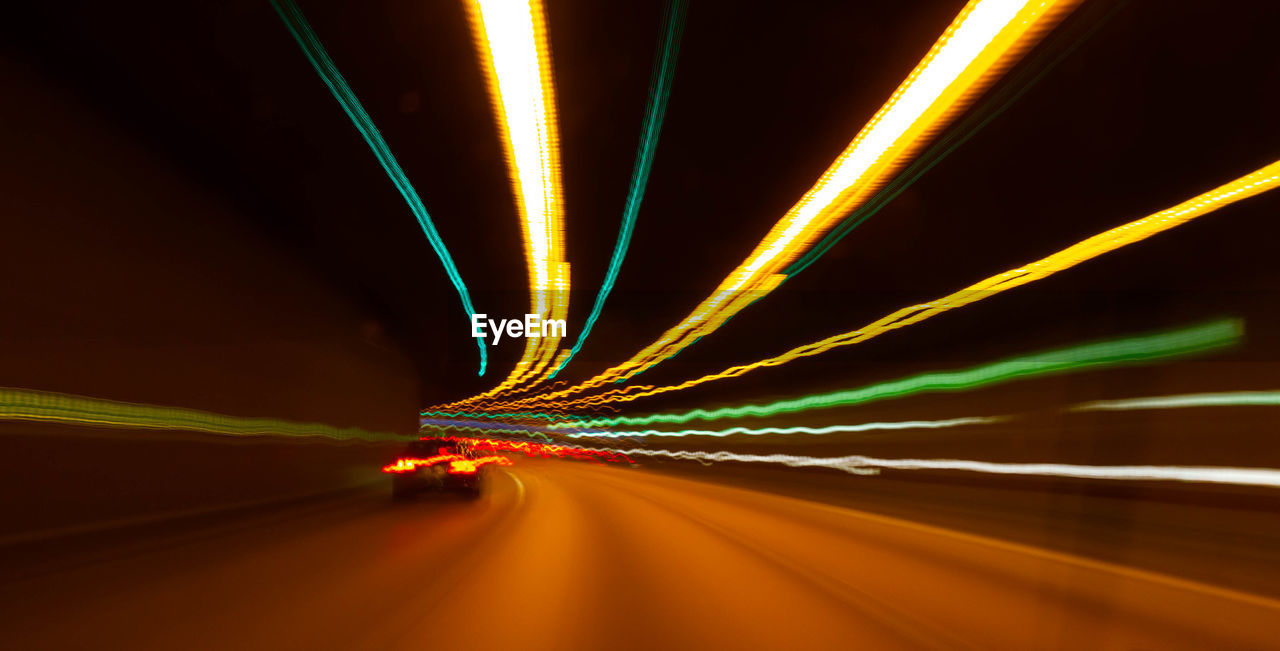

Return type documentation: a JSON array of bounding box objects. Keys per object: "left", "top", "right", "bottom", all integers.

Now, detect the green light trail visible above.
[
  {"left": 271, "top": 0, "right": 487, "bottom": 375},
  {"left": 0, "top": 388, "right": 403, "bottom": 442},
  {"left": 551, "top": 0, "right": 688, "bottom": 379},
  {"left": 556, "top": 318, "right": 1242, "bottom": 428}
]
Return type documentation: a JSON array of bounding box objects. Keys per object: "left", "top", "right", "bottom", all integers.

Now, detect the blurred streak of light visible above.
[
  {"left": 419, "top": 417, "right": 558, "bottom": 440},
  {"left": 608, "top": 447, "right": 1280, "bottom": 488},
  {"left": 270, "top": 0, "right": 487, "bottom": 375},
  {"left": 566, "top": 416, "right": 1004, "bottom": 439},
  {"left": 550, "top": 0, "right": 689, "bottom": 379},
  {"left": 436, "top": 436, "right": 633, "bottom": 464},
  {"left": 457, "top": 0, "right": 1080, "bottom": 410},
  {"left": 0, "top": 387, "right": 402, "bottom": 442},
  {"left": 465, "top": 0, "right": 570, "bottom": 394},
  {"left": 552, "top": 318, "right": 1241, "bottom": 429},
  {"left": 514, "top": 159, "right": 1280, "bottom": 411},
  {"left": 419, "top": 410, "right": 588, "bottom": 421},
  {"left": 1073, "top": 391, "right": 1280, "bottom": 412},
  {"left": 783, "top": 0, "right": 1128, "bottom": 277},
  {"left": 382, "top": 454, "right": 512, "bottom": 474},
  {"left": 559, "top": 389, "right": 1279, "bottom": 440},
  {"left": 420, "top": 417, "right": 551, "bottom": 431}
]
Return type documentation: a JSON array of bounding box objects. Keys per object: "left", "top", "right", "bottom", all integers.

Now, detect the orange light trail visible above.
[
  {"left": 494, "top": 160, "right": 1280, "bottom": 411},
  {"left": 465, "top": 0, "right": 570, "bottom": 397},
  {"left": 443, "top": 0, "right": 1078, "bottom": 411}
]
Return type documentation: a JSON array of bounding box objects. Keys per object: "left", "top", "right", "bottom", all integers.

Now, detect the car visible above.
[{"left": 383, "top": 439, "right": 488, "bottom": 500}]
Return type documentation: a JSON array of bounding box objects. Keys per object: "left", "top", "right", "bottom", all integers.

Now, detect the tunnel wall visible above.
[{"left": 0, "top": 62, "right": 420, "bottom": 538}]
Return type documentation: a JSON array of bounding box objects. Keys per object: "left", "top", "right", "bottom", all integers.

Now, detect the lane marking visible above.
[{"left": 505, "top": 470, "right": 526, "bottom": 509}]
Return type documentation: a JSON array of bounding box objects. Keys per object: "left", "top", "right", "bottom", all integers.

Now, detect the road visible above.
[{"left": 2, "top": 459, "right": 1278, "bottom": 650}]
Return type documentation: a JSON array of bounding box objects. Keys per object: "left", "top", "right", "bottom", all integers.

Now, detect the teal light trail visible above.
[
  {"left": 551, "top": 0, "right": 688, "bottom": 379},
  {"left": 555, "top": 318, "right": 1242, "bottom": 429},
  {"left": 272, "top": 0, "right": 487, "bottom": 375}
]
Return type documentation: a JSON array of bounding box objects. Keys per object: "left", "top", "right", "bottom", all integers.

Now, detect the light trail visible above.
[
  {"left": 419, "top": 417, "right": 558, "bottom": 440},
  {"left": 419, "top": 409, "right": 588, "bottom": 421},
  {"left": 566, "top": 416, "right": 1004, "bottom": 439},
  {"left": 551, "top": 318, "right": 1241, "bottom": 429},
  {"left": 609, "top": 447, "right": 1280, "bottom": 488},
  {"left": 435, "top": 436, "right": 633, "bottom": 464},
  {"left": 453, "top": 0, "right": 1079, "bottom": 409},
  {"left": 503, "top": 159, "right": 1280, "bottom": 411},
  {"left": 568, "top": 389, "right": 1280, "bottom": 439},
  {"left": 270, "top": 0, "right": 488, "bottom": 375},
  {"left": 782, "top": 0, "right": 1128, "bottom": 278},
  {"left": 556, "top": 388, "right": 1280, "bottom": 440},
  {"left": 465, "top": 0, "right": 571, "bottom": 394},
  {"left": 551, "top": 0, "right": 689, "bottom": 379},
  {"left": 1072, "top": 391, "right": 1280, "bottom": 412},
  {"left": 0, "top": 387, "right": 403, "bottom": 442}
]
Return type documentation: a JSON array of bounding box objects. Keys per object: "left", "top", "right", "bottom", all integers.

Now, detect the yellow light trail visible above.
[
  {"left": 492, "top": 160, "right": 1280, "bottom": 410},
  {"left": 443, "top": 0, "right": 1077, "bottom": 411},
  {"left": 465, "top": 0, "right": 570, "bottom": 396}
]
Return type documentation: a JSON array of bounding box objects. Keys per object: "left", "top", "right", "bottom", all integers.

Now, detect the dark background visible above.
[{"left": 2, "top": 0, "right": 1277, "bottom": 411}]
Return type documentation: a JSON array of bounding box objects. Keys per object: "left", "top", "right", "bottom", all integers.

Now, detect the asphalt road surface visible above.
[{"left": 2, "top": 459, "right": 1277, "bottom": 650}]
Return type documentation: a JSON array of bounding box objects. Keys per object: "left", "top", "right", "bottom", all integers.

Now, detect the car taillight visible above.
[
  {"left": 445, "top": 455, "right": 513, "bottom": 475},
  {"left": 382, "top": 458, "right": 418, "bottom": 473},
  {"left": 447, "top": 460, "right": 478, "bottom": 475},
  {"left": 384, "top": 453, "right": 513, "bottom": 474},
  {"left": 382, "top": 454, "right": 464, "bottom": 474}
]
